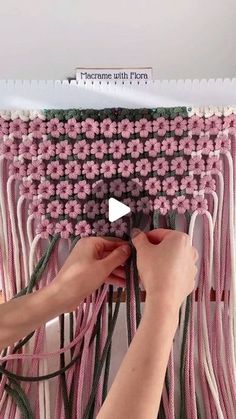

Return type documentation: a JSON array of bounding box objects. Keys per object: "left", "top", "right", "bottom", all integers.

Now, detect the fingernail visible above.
[
  {"left": 120, "top": 245, "right": 131, "bottom": 255},
  {"left": 131, "top": 228, "right": 142, "bottom": 239}
]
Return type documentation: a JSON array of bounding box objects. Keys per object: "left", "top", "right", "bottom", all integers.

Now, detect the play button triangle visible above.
[{"left": 108, "top": 198, "right": 131, "bottom": 222}]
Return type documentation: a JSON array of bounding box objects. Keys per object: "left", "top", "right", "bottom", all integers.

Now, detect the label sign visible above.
[{"left": 76, "top": 67, "right": 153, "bottom": 81}]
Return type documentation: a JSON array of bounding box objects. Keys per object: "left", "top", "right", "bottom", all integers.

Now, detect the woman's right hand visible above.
[{"left": 131, "top": 228, "right": 198, "bottom": 312}]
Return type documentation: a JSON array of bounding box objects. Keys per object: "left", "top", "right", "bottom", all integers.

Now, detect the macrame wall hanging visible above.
[{"left": 0, "top": 106, "right": 235, "bottom": 419}]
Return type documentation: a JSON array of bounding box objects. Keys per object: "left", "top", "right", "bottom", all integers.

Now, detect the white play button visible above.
[{"left": 108, "top": 198, "right": 131, "bottom": 222}]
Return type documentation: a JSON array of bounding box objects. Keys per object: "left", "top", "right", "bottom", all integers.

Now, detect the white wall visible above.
[{"left": 0, "top": 0, "right": 235, "bottom": 80}]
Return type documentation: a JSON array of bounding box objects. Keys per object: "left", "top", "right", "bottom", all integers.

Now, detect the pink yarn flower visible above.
[
  {"left": 117, "top": 119, "right": 134, "bottom": 139},
  {"left": 38, "top": 140, "right": 55, "bottom": 160},
  {"left": 38, "top": 181, "right": 55, "bottom": 199},
  {"left": 196, "top": 136, "right": 213, "bottom": 154},
  {"left": 29, "top": 118, "right": 46, "bottom": 139},
  {"left": 172, "top": 196, "right": 190, "bottom": 214},
  {"left": 118, "top": 160, "right": 134, "bottom": 177},
  {"left": 75, "top": 220, "right": 91, "bottom": 237},
  {"left": 19, "top": 139, "right": 37, "bottom": 159},
  {"left": 137, "top": 197, "right": 152, "bottom": 214},
  {"left": 93, "top": 219, "right": 109, "bottom": 235},
  {"left": 19, "top": 180, "right": 37, "bottom": 198},
  {"left": 205, "top": 116, "right": 222, "bottom": 135},
  {"left": 92, "top": 180, "right": 108, "bottom": 198},
  {"left": 188, "top": 116, "right": 205, "bottom": 135},
  {"left": 91, "top": 140, "right": 107, "bottom": 159},
  {"left": 27, "top": 161, "right": 45, "bottom": 180},
  {"left": 28, "top": 199, "right": 45, "bottom": 217},
  {"left": 144, "top": 138, "right": 161, "bottom": 157},
  {"left": 0, "top": 118, "right": 9, "bottom": 139},
  {"left": 83, "top": 200, "right": 100, "bottom": 219},
  {"left": 223, "top": 114, "right": 236, "bottom": 134},
  {"left": 127, "top": 178, "right": 142, "bottom": 197},
  {"left": 153, "top": 157, "right": 169, "bottom": 176},
  {"left": 100, "top": 160, "right": 117, "bottom": 178},
  {"left": 0, "top": 139, "right": 18, "bottom": 159},
  {"left": 188, "top": 156, "right": 205, "bottom": 175},
  {"left": 162, "top": 177, "right": 179, "bottom": 196},
  {"left": 65, "top": 200, "right": 82, "bottom": 218},
  {"left": 170, "top": 116, "right": 187, "bottom": 136},
  {"left": 100, "top": 118, "right": 117, "bottom": 138},
  {"left": 100, "top": 201, "right": 108, "bottom": 216},
  {"left": 161, "top": 137, "right": 178, "bottom": 155},
  {"left": 152, "top": 117, "right": 169, "bottom": 136},
  {"left": 127, "top": 139, "right": 143, "bottom": 158},
  {"left": 74, "top": 180, "right": 91, "bottom": 199},
  {"left": 180, "top": 176, "right": 198, "bottom": 194},
  {"left": 55, "top": 140, "right": 72, "bottom": 159},
  {"left": 191, "top": 196, "right": 208, "bottom": 214},
  {"left": 65, "top": 118, "right": 81, "bottom": 139},
  {"left": 46, "top": 200, "right": 64, "bottom": 218},
  {"left": 110, "top": 219, "right": 128, "bottom": 237},
  {"left": 179, "top": 137, "right": 195, "bottom": 155},
  {"left": 154, "top": 196, "right": 170, "bottom": 215},
  {"left": 170, "top": 157, "right": 187, "bottom": 175},
  {"left": 9, "top": 161, "right": 27, "bottom": 179},
  {"left": 56, "top": 181, "right": 73, "bottom": 199},
  {"left": 81, "top": 118, "right": 99, "bottom": 139},
  {"left": 65, "top": 161, "right": 81, "bottom": 179},
  {"left": 82, "top": 161, "right": 99, "bottom": 179},
  {"left": 134, "top": 118, "right": 152, "bottom": 138},
  {"left": 47, "top": 118, "right": 65, "bottom": 138},
  {"left": 109, "top": 140, "right": 126, "bottom": 159},
  {"left": 36, "top": 219, "right": 54, "bottom": 239},
  {"left": 110, "top": 179, "right": 126, "bottom": 197},
  {"left": 9, "top": 118, "right": 27, "bottom": 139},
  {"left": 55, "top": 220, "right": 73, "bottom": 239},
  {"left": 135, "top": 158, "right": 151, "bottom": 176},
  {"left": 206, "top": 156, "right": 222, "bottom": 174},
  {"left": 46, "top": 160, "right": 64, "bottom": 179},
  {"left": 215, "top": 134, "right": 231, "bottom": 154},
  {"left": 123, "top": 197, "right": 136, "bottom": 212},
  {"left": 145, "top": 177, "right": 161, "bottom": 195},
  {"left": 200, "top": 175, "right": 216, "bottom": 193},
  {"left": 73, "top": 140, "right": 90, "bottom": 160}
]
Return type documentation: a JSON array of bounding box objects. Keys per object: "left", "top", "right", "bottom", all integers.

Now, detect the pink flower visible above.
[
  {"left": 38, "top": 181, "right": 55, "bottom": 199},
  {"left": 73, "top": 140, "right": 90, "bottom": 160},
  {"left": 93, "top": 219, "right": 109, "bottom": 235},
  {"left": 180, "top": 176, "right": 198, "bottom": 194},
  {"left": 55, "top": 140, "right": 72, "bottom": 159},
  {"left": 55, "top": 220, "right": 73, "bottom": 239},
  {"left": 46, "top": 200, "right": 64, "bottom": 218},
  {"left": 123, "top": 197, "right": 136, "bottom": 212},
  {"left": 36, "top": 219, "right": 54, "bottom": 239},
  {"left": 135, "top": 158, "right": 151, "bottom": 176},
  {"left": 65, "top": 118, "right": 81, "bottom": 139},
  {"left": 117, "top": 119, "right": 134, "bottom": 139},
  {"left": 127, "top": 139, "right": 143, "bottom": 158},
  {"left": 110, "top": 219, "right": 128, "bottom": 237},
  {"left": 200, "top": 175, "right": 216, "bottom": 193},
  {"left": 47, "top": 118, "right": 64, "bottom": 138},
  {"left": 38, "top": 140, "right": 55, "bottom": 160},
  {"left": 223, "top": 114, "right": 236, "bottom": 134},
  {"left": 154, "top": 196, "right": 170, "bottom": 215},
  {"left": 188, "top": 156, "right": 205, "bottom": 175},
  {"left": 179, "top": 137, "right": 195, "bottom": 155},
  {"left": 145, "top": 177, "right": 161, "bottom": 195},
  {"left": 0, "top": 139, "right": 18, "bottom": 159},
  {"left": 9, "top": 161, "right": 27, "bottom": 179},
  {"left": 83, "top": 200, "right": 99, "bottom": 219},
  {"left": 56, "top": 181, "right": 73, "bottom": 199},
  {"left": 81, "top": 118, "right": 99, "bottom": 139},
  {"left": 0, "top": 118, "right": 9, "bottom": 139},
  {"left": 215, "top": 134, "right": 231, "bottom": 154},
  {"left": 161, "top": 137, "right": 178, "bottom": 155},
  {"left": 65, "top": 161, "right": 81, "bottom": 179},
  {"left": 191, "top": 196, "right": 208, "bottom": 214},
  {"left": 100, "top": 118, "right": 117, "bottom": 138},
  {"left": 127, "top": 178, "right": 142, "bottom": 197},
  {"left": 170, "top": 116, "right": 187, "bottom": 136},
  {"left": 206, "top": 156, "right": 222, "bottom": 174},
  {"left": 196, "top": 136, "right": 213, "bottom": 154},
  {"left": 75, "top": 220, "right": 91, "bottom": 237},
  {"left": 134, "top": 118, "right": 152, "bottom": 138},
  {"left": 118, "top": 160, "right": 134, "bottom": 177},
  {"left": 82, "top": 161, "right": 99, "bottom": 179},
  {"left": 205, "top": 116, "right": 222, "bottom": 135},
  {"left": 100, "top": 160, "right": 117, "bottom": 178},
  {"left": 162, "top": 177, "right": 179, "bottom": 195},
  {"left": 109, "top": 140, "right": 126, "bottom": 159},
  {"left": 9, "top": 118, "right": 27, "bottom": 139},
  {"left": 92, "top": 180, "right": 108, "bottom": 198},
  {"left": 74, "top": 180, "right": 91, "bottom": 199},
  {"left": 28, "top": 199, "right": 45, "bottom": 217},
  {"left": 110, "top": 179, "right": 126, "bottom": 197},
  {"left": 153, "top": 117, "right": 169, "bottom": 136},
  {"left": 137, "top": 197, "right": 152, "bottom": 214},
  {"left": 153, "top": 157, "right": 169, "bottom": 176},
  {"left": 144, "top": 138, "right": 160, "bottom": 157},
  {"left": 27, "top": 161, "right": 45, "bottom": 180},
  {"left": 65, "top": 200, "right": 82, "bottom": 218},
  {"left": 29, "top": 118, "right": 46, "bottom": 139},
  {"left": 46, "top": 160, "right": 64, "bottom": 179},
  {"left": 100, "top": 201, "right": 108, "bottom": 216},
  {"left": 19, "top": 180, "right": 37, "bottom": 198},
  {"left": 170, "top": 157, "right": 187, "bottom": 175},
  {"left": 172, "top": 196, "right": 190, "bottom": 214},
  {"left": 91, "top": 140, "right": 107, "bottom": 159},
  {"left": 188, "top": 116, "right": 204, "bottom": 135},
  {"left": 19, "top": 139, "right": 37, "bottom": 159}
]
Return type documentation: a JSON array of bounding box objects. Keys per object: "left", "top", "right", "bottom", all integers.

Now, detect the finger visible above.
[
  {"left": 105, "top": 275, "right": 126, "bottom": 287},
  {"left": 131, "top": 229, "right": 151, "bottom": 250},
  {"left": 193, "top": 247, "right": 199, "bottom": 262},
  {"left": 112, "top": 266, "right": 126, "bottom": 280},
  {"left": 101, "top": 245, "right": 131, "bottom": 275},
  {"left": 145, "top": 228, "right": 174, "bottom": 244}
]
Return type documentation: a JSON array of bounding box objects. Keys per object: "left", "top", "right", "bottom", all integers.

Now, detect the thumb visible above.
[
  {"left": 131, "top": 228, "right": 151, "bottom": 251},
  {"left": 101, "top": 244, "right": 131, "bottom": 275}
]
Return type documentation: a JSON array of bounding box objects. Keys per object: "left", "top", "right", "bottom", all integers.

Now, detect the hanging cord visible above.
[{"left": 102, "top": 285, "right": 114, "bottom": 403}]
